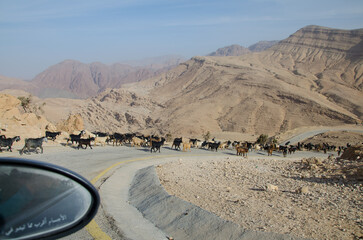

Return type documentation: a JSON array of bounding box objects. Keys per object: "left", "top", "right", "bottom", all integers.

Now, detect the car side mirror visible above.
[{"left": 0, "top": 157, "right": 100, "bottom": 240}]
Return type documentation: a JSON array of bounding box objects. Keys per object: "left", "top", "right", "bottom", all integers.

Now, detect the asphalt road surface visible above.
[{"left": 280, "top": 127, "right": 363, "bottom": 145}]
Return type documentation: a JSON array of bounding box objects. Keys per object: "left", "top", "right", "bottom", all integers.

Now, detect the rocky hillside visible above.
[
  {"left": 266, "top": 25, "right": 363, "bottom": 116},
  {"left": 126, "top": 25, "right": 362, "bottom": 136},
  {"left": 0, "top": 88, "right": 163, "bottom": 135},
  {"left": 0, "top": 94, "right": 51, "bottom": 142},
  {"left": 75, "top": 88, "right": 164, "bottom": 133}
]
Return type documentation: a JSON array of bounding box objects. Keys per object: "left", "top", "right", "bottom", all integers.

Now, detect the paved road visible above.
[
  {"left": 279, "top": 127, "right": 363, "bottom": 145},
  {"left": 4, "top": 145, "right": 220, "bottom": 239}
]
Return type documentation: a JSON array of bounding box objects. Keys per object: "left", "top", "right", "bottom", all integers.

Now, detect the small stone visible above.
[
  {"left": 316, "top": 158, "right": 323, "bottom": 165},
  {"left": 296, "top": 186, "right": 309, "bottom": 194},
  {"left": 266, "top": 184, "right": 279, "bottom": 192}
]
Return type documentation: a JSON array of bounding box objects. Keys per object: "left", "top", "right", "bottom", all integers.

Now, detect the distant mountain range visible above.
[
  {"left": 0, "top": 42, "right": 279, "bottom": 99},
  {"left": 31, "top": 58, "right": 185, "bottom": 99},
  {"left": 0, "top": 55, "right": 185, "bottom": 99},
  {"left": 207, "top": 40, "right": 279, "bottom": 56}
]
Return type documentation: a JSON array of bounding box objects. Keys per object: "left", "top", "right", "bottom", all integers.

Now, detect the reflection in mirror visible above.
[{"left": 0, "top": 164, "right": 93, "bottom": 239}]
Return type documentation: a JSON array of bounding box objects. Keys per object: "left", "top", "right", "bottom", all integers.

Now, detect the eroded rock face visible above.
[
  {"left": 0, "top": 94, "right": 51, "bottom": 141},
  {"left": 75, "top": 88, "right": 163, "bottom": 133},
  {"left": 56, "top": 114, "right": 84, "bottom": 133},
  {"left": 275, "top": 25, "right": 363, "bottom": 56},
  {"left": 0, "top": 93, "right": 21, "bottom": 111}
]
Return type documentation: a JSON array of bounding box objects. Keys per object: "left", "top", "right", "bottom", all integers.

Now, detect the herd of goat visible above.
[{"left": 0, "top": 130, "right": 349, "bottom": 156}]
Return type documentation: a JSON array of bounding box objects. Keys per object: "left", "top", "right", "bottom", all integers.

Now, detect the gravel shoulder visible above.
[{"left": 157, "top": 153, "right": 362, "bottom": 240}]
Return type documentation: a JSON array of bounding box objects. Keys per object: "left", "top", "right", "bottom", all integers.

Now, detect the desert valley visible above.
[{"left": 0, "top": 25, "right": 362, "bottom": 140}]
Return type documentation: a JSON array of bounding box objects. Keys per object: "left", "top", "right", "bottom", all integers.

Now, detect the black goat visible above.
[
  {"left": 0, "top": 136, "right": 20, "bottom": 152},
  {"left": 208, "top": 142, "right": 221, "bottom": 152},
  {"left": 150, "top": 139, "right": 165, "bottom": 153},
  {"left": 46, "top": 131, "right": 61, "bottom": 141},
  {"left": 124, "top": 133, "right": 135, "bottom": 143},
  {"left": 77, "top": 137, "right": 94, "bottom": 149},
  {"left": 201, "top": 141, "right": 208, "bottom": 148},
  {"left": 92, "top": 131, "right": 109, "bottom": 137},
  {"left": 189, "top": 138, "right": 201, "bottom": 147},
  {"left": 172, "top": 137, "right": 182, "bottom": 150},
  {"left": 112, "top": 133, "right": 125, "bottom": 146},
  {"left": 67, "top": 130, "right": 85, "bottom": 145},
  {"left": 20, "top": 137, "right": 47, "bottom": 155}
]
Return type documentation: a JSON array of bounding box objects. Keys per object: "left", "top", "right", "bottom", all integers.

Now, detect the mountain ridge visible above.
[
  {"left": 0, "top": 56, "right": 186, "bottom": 99},
  {"left": 207, "top": 40, "right": 279, "bottom": 56},
  {"left": 31, "top": 56, "right": 185, "bottom": 99},
  {"left": 123, "top": 25, "right": 362, "bottom": 136}
]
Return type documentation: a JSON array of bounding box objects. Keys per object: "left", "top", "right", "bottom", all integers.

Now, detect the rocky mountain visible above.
[
  {"left": 123, "top": 55, "right": 185, "bottom": 69},
  {"left": 124, "top": 25, "right": 363, "bottom": 136},
  {"left": 208, "top": 44, "right": 251, "bottom": 56},
  {"left": 207, "top": 41, "right": 279, "bottom": 57},
  {"left": 248, "top": 40, "right": 279, "bottom": 52},
  {"left": 31, "top": 57, "right": 184, "bottom": 99},
  {"left": 0, "top": 56, "right": 185, "bottom": 99}
]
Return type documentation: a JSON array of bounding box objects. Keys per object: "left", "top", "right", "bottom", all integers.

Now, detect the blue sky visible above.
[{"left": 1, "top": 0, "right": 363, "bottom": 80}]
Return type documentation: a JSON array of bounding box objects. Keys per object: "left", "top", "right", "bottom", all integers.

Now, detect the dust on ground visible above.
[{"left": 157, "top": 151, "right": 362, "bottom": 240}]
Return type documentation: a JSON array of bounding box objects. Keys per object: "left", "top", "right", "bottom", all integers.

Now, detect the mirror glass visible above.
[{"left": 0, "top": 164, "right": 93, "bottom": 239}]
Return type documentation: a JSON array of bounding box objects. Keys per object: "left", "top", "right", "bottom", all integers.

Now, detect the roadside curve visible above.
[
  {"left": 86, "top": 154, "right": 215, "bottom": 239},
  {"left": 86, "top": 155, "right": 180, "bottom": 240}
]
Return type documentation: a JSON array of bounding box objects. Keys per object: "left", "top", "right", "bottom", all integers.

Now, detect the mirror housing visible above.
[{"left": 0, "top": 157, "right": 100, "bottom": 240}]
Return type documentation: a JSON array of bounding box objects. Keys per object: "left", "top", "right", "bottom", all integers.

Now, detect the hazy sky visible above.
[{"left": 1, "top": 0, "right": 362, "bottom": 80}]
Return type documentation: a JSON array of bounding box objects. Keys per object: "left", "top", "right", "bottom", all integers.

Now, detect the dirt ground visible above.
[
  {"left": 157, "top": 133, "right": 363, "bottom": 240},
  {"left": 157, "top": 155, "right": 362, "bottom": 240}
]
